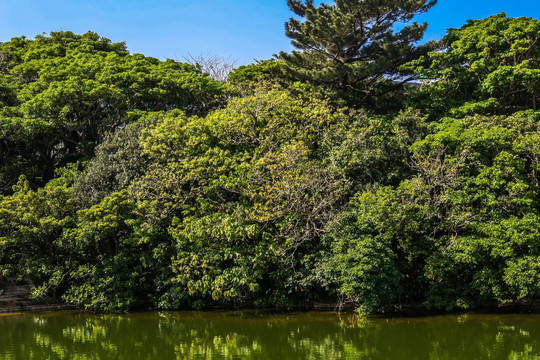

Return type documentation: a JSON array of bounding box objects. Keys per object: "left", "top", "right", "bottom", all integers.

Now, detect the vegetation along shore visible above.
[{"left": 0, "top": 0, "right": 539, "bottom": 315}]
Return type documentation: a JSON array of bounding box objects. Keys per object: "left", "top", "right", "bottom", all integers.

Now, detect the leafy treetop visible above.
[{"left": 406, "top": 13, "right": 540, "bottom": 117}]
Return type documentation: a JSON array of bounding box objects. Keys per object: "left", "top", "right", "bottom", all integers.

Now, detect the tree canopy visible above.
[
  {"left": 0, "top": 31, "right": 225, "bottom": 193},
  {"left": 406, "top": 13, "right": 540, "bottom": 117},
  {"left": 0, "top": 10, "right": 539, "bottom": 315}
]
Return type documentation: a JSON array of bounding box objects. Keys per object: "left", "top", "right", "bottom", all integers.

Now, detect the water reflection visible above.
[{"left": 1, "top": 311, "right": 540, "bottom": 359}]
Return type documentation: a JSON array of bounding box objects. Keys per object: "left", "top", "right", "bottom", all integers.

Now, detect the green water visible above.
[{"left": 1, "top": 311, "right": 540, "bottom": 359}]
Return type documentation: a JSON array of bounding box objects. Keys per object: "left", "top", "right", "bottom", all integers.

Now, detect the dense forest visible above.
[{"left": 0, "top": 0, "right": 539, "bottom": 314}]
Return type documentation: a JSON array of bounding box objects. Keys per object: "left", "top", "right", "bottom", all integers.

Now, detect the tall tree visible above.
[{"left": 280, "top": 0, "right": 436, "bottom": 107}]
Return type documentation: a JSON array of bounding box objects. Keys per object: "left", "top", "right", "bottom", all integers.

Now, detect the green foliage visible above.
[
  {"left": 280, "top": 0, "right": 436, "bottom": 108},
  {"left": 313, "top": 110, "right": 539, "bottom": 312},
  {"left": 408, "top": 112, "right": 540, "bottom": 309},
  {"left": 55, "top": 191, "right": 151, "bottom": 310},
  {"left": 407, "top": 14, "right": 540, "bottom": 117},
  {"left": 1, "top": 13, "right": 540, "bottom": 315},
  {"left": 136, "top": 86, "right": 352, "bottom": 308},
  {"left": 0, "top": 31, "right": 226, "bottom": 193},
  {"left": 72, "top": 114, "right": 153, "bottom": 207},
  {"left": 322, "top": 108, "right": 426, "bottom": 188},
  {"left": 319, "top": 188, "right": 401, "bottom": 314},
  {"left": 0, "top": 168, "right": 77, "bottom": 283},
  {"left": 228, "top": 59, "right": 288, "bottom": 86}
]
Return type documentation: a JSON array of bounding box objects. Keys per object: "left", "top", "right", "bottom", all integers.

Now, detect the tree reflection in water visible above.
[{"left": 1, "top": 311, "right": 540, "bottom": 359}]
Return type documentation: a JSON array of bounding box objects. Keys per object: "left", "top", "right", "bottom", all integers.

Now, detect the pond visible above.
[{"left": 1, "top": 311, "right": 540, "bottom": 359}]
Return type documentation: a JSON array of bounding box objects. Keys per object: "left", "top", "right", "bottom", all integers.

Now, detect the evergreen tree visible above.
[{"left": 280, "top": 0, "right": 436, "bottom": 107}]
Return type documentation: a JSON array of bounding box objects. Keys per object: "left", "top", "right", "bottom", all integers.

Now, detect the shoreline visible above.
[
  {"left": 0, "top": 303, "right": 75, "bottom": 315},
  {"left": 3, "top": 279, "right": 540, "bottom": 316},
  {"left": 2, "top": 300, "right": 540, "bottom": 316}
]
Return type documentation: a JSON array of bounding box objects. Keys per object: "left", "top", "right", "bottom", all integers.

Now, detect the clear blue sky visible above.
[{"left": 0, "top": 0, "right": 539, "bottom": 65}]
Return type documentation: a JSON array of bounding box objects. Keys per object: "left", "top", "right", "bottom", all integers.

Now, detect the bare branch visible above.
[{"left": 182, "top": 53, "right": 238, "bottom": 82}]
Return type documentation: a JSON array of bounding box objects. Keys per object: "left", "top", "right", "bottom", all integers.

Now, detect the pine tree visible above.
[{"left": 280, "top": 0, "right": 436, "bottom": 107}]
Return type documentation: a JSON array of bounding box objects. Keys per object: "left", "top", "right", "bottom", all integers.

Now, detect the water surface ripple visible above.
[{"left": 1, "top": 311, "right": 539, "bottom": 359}]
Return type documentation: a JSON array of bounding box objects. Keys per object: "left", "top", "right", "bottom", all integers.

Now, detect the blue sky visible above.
[{"left": 0, "top": 0, "right": 539, "bottom": 65}]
